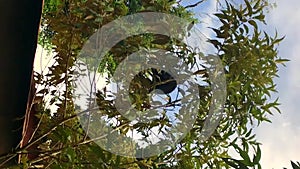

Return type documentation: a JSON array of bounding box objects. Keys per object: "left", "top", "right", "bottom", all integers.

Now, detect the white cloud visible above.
[
  {"left": 34, "top": 45, "right": 56, "bottom": 74},
  {"left": 34, "top": 45, "right": 108, "bottom": 113}
]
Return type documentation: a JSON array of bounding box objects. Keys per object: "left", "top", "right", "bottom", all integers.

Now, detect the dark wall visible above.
[{"left": 0, "top": 0, "right": 43, "bottom": 157}]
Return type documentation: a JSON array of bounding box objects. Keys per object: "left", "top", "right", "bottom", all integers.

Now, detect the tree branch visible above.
[{"left": 184, "top": 0, "right": 206, "bottom": 9}]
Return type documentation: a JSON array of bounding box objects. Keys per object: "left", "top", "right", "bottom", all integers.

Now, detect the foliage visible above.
[
  {"left": 290, "top": 161, "right": 300, "bottom": 169},
  {"left": 0, "top": 0, "right": 289, "bottom": 168}
]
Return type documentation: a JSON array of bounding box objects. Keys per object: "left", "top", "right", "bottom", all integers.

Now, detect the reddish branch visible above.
[{"left": 20, "top": 74, "right": 40, "bottom": 161}]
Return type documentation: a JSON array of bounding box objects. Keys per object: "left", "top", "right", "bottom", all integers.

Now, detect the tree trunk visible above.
[{"left": 0, "top": 0, "right": 43, "bottom": 164}]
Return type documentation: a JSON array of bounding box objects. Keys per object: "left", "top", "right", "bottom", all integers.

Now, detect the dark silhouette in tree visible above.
[
  {"left": 129, "top": 68, "right": 177, "bottom": 110},
  {"left": 131, "top": 68, "right": 177, "bottom": 94}
]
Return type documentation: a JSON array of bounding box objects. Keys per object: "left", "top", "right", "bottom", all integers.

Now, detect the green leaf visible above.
[
  {"left": 245, "top": 0, "right": 253, "bottom": 15},
  {"left": 273, "top": 35, "right": 285, "bottom": 44},
  {"left": 215, "top": 13, "right": 229, "bottom": 20},
  {"left": 253, "top": 13, "right": 265, "bottom": 21},
  {"left": 245, "top": 129, "right": 252, "bottom": 137},
  {"left": 222, "top": 158, "right": 239, "bottom": 168},
  {"left": 243, "top": 24, "right": 249, "bottom": 34},
  {"left": 231, "top": 143, "right": 252, "bottom": 165},
  {"left": 275, "top": 58, "right": 290, "bottom": 64},
  {"left": 253, "top": 0, "right": 261, "bottom": 9},
  {"left": 248, "top": 20, "right": 258, "bottom": 29},
  {"left": 291, "top": 161, "right": 300, "bottom": 169},
  {"left": 208, "top": 39, "right": 221, "bottom": 49},
  {"left": 253, "top": 145, "right": 261, "bottom": 164}
]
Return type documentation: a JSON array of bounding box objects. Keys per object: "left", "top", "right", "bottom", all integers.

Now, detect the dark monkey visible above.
[{"left": 129, "top": 68, "right": 177, "bottom": 110}]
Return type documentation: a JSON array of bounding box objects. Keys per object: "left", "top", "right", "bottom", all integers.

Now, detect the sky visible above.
[
  {"left": 33, "top": 0, "right": 300, "bottom": 168},
  {"left": 253, "top": 0, "right": 300, "bottom": 168}
]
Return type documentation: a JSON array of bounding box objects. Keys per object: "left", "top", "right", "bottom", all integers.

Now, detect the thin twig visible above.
[
  {"left": 27, "top": 122, "right": 129, "bottom": 166},
  {"left": 184, "top": 0, "right": 206, "bottom": 9}
]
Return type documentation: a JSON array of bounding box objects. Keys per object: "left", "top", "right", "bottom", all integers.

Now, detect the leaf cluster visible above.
[{"left": 2, "top": 0, "right": 289, "bottom": 168}]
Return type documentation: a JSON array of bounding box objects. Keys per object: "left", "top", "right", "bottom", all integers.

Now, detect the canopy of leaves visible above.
[{"left": 1, "top": 0, "right": 289, "bottom": 168}]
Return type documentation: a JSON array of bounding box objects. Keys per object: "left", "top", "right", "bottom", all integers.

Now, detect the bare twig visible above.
[{"left": 184, "top": 0, "right": 206, "bottom": 9}]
